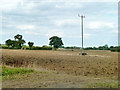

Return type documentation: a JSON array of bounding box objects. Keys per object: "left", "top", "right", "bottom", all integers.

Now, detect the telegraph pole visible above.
[{"left": 78, "top": 14, "right": 85, "bottom": 55}]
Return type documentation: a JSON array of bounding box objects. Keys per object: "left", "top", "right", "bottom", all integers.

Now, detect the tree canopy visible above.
[
  {"left": 5, "top": 34, "right": 25, "bottom": 48},
  {"left": 28, "top": 42, "right": 34, "bottom": 48},
  {"left": 49, "top": 36, "right": 64, "bottom": 50},
  {"left": 14, "top": 34, "right": 22, "bottom": 41},
  {"left": 5, "top": 39, "right": 12, "bottom": 47}
]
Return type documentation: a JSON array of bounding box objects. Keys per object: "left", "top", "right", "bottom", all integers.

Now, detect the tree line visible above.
[
  {"left": 2, "top": 34, "right": 64, "bottom": 50},
  {"left": 64, "top": 45, "right": 120, "bottom": 52},
  {"left": 1, "top": 34, "right": 120, "bottom": 52},
  {"left": 5, "top": 34, "right": 34, "bottom": 49}
]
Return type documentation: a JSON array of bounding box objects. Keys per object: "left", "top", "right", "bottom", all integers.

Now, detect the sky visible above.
[{"left": 0, "top": 0, "right": 119, "bottom": 47}]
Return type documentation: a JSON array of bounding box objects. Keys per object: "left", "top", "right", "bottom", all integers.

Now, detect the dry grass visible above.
[{"left": 2, "top": 49, "right": 118, "bottom": 79}]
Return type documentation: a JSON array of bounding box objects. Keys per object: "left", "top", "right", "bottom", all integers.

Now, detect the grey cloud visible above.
[{"left": 2, "top": 1, "right": 118, "bottom": 46}]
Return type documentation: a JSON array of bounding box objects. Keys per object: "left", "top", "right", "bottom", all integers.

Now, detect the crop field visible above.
[{"left": 1, "top": 49, "right": 119, "bottom": 88}]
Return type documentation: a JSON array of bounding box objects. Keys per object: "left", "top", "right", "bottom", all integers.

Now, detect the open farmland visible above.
[{"left": 2, "top": 49, "right": 119, "bottom": 88}]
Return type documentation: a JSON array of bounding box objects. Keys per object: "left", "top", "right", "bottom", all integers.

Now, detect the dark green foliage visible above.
[
  {"left": 84, "top": 46, "right": 120, "bottom": 52},
  {"left": 2, "top": 44, "right": 52, "bottom": 50},
  {"left": 98, "top": 44, "right": 109, "bottom": 50},
  {"left": 5, "top": 34, "right": 25, "bottom": 49},
  {"left": 17, "top": 39, "right": 26, "bottom": 47},
  {"left": 30, "top": 46, "right": 52, "bottom": 50},
  {"left": 83, "top": 44, "right": 110, "bottom": 50},
  {"left": 64, "top": 45, "right": 120, "bottom": 52},
  {"left": 110, "top": 46, "right": 120, "bottom": 52},
  {"left": 5, "top": 39, "right": 12, "bottom": 47},
  {"left": 0, "top": 44, "right": 1, "bottom": 48},
  {"left": 49, "top": 36, "right": 64, "bottom": 50},
  {"left": 65, "top": 46, "right": 80, "bottom": 49},
  {"left": 28, "top": 42, "right": 34, "bottom": 48},
  {"left": 14, "top": 34, "right": 25, "bottom": 48},
  {"left": 4, "top": 34, "right": 120, "bottom": 52},
  {"left": 110, "top": 46, "right": 114, "bottom": 48},
  {"left": 82, "top": 53, "right": 87, "bottom": 55},
  {"left": 5, "top": 40, "right": 18, "bottom": 48},
  {"left": 14, "top": 34, "right": 22, "bottom": 41},
  {"left": 84, "top": 47, "right": 94, "bottom": 50}
]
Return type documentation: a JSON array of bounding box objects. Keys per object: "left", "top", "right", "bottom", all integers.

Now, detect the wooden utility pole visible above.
[{"left": 78, "top": 14, "right": 85, "bottom": 55}]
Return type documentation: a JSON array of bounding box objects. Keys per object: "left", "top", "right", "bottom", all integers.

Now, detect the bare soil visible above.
[{"left": 2, "top": 49, "right": 119, "bottom": 88}]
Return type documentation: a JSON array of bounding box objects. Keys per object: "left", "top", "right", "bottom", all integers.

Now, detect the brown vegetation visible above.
[{"left": 2, "top": 49, "right": 118, "bottom": 79}]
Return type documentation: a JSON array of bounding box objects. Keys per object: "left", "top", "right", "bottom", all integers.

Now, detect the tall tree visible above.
[
  {"left": 18, "top": 39, "right": 26, "bottom": 47},
  {"left": 11, "top": 40, "right": 17, "bottom": 47},
  {"left": 5, "top": 39, "right": 12, "bottom": 47},
  {"left": 14, "top": 34, "right": 25, "bottom": 48},
  {"left": 49, "top": 36, "right": 64, "bottom": 50},
  {"left": 28, "top": 42, "right": 34, "bottom": 48},
  {"left": 14, "top": 34, "right": 22, "bottom": 41},
  {"left": 5, "top": 34, "right": 26, "bottom": 49}
]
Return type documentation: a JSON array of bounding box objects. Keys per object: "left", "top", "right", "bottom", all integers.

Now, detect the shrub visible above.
[
  {"left": 29, "top": 46, "right": 52, "bottom": 50},
  {"left": 110, "top": 47, "right": 120, "bottom": 52},
  {"left": 1, "top": 44, "right": 52, "bottom": 50},
  {"left": 82, "top": 53, "right": 87, "bottom": 55}
]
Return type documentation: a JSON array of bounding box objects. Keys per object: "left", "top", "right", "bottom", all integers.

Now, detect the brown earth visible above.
[{"left": 1, "top": 49, "right": 119, "bottom": 88}]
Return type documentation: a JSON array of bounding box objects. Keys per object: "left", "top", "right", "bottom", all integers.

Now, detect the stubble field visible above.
[{"left": 1, "top": 49, "right": 119, "bottom": 88}]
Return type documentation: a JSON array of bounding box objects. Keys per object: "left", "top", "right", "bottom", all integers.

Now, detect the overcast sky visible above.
[{"left": 0, "top": 0, "right": 119, "bottom": 47}]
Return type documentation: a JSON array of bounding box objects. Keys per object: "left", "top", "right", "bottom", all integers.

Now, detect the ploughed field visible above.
[
  {"left": 2, "top": 49, "right": 118, "bottom": 78},
  {"left": 1, "top": 49, "right": 119, "bottom": 88}
]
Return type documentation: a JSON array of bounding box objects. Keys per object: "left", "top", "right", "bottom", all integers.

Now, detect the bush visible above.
[
  {"left": 28, "top": 46, "right": 52, "bottom": 50},
  {"left": 82, "top": 53, "right": 87, "bottom": 55},
  {"left": 110, "top": 48, "right": 120, "bottom": 52},
  {"left": 1, "top": 44, "right": 52, "bottom": 50},
  {"left": 1, "top": 44, "right": 8, "bottom": 49}
]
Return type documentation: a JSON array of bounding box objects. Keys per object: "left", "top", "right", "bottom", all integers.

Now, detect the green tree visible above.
[
  {"left": 49, "top": 36, "right": 64, "bottom": 50},
  {"left": 18, "top": 39, "right": 26, "bottom": 47},
  {"left": 28, "top": 42, "right": 34, "bottom": 48},
  {"left": 103, "top": 44, "right": 109, "bottom": 50},
  {"left": 5, "top": 39, "right": 12, "bottom": 47},
  {"left": 14, "top": 34, "right": 25, "bottom": 48},
  {"left": 98, "top": 46, "right": 104, "bottom": 50},
  {"left": 104, "top": 44, "right": 108, "bottom": 48},
  {"left": 110, "top": 46, "right": 114, "bottom": 48},
  {"left": 11, "top": 40, "right": 18, "bottom": 47},
  {"left": 5, "top": 34, "right": 26, "bottom": 49},
  {"left": 14, "top": 34, "right": 22, "bottom": 41}
]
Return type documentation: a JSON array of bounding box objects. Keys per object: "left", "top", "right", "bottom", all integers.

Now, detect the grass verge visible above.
[{"left": 2, "top": 66, "right": 34, "bottom": 80}]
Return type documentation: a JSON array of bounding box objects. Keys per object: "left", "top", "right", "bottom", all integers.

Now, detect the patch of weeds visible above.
[
  {"left": 89, "top": 81, "right": 119, "bottom": 88},
  {"left": 82, "top": 53, "right": 87, "bottom": 55},
  {"left": 2, "top": 66, "right": 34, "bottom": 80},
  {"left": 0, "top": 76, "right": 2, "bottom": 83}
]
